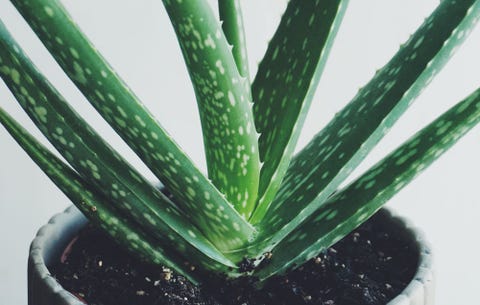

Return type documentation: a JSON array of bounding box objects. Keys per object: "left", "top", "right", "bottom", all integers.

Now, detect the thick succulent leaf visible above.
[
  {"left": 163, "top": 0, "right": 260, "bottom": 218},
  {"left": 9, "top": 0, "right": 255, "bottom": 250},
  {"left": 0, "top": 107, "right": 201, "bottom": 283},
  {"left": 250, "top": 0, "right": 349, "bottom": 223},
  {"left": 253, "top": 0, "right": 480, "bottom": 251},
  {"left": 218, "top": 0, "right": 250, "bottom": 79},
  {"left": 0, "top": 23, "right": 239, "bottom": 272},
  {"left": 255, "top": 87, "right": 480, "bottom": 279}
]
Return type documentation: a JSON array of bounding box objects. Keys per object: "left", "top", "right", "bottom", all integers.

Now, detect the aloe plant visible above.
[{"left": 1, "top": 0, "right": 480, "bottom": 285}]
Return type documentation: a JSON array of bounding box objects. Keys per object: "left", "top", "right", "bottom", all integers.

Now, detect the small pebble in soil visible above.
[{"left": 52, "top": 210, "right": 418, "bottom": 305}]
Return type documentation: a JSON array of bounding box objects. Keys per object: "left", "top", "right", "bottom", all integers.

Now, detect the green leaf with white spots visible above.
[
  {"left": 0, "top": 22, "right": 239, "bottom": 272},
  {"left": 9, "top": 0, "right": 255, "bottom": 251},
  {"left": 163, "top": 0, "right": 260, "bottom": 218},
  {"left": 0, "top": 107, "right": 201, "bottom": 283},
  {"left": 255, "top": 87, "right": 480, "bottom": 280},
  {"left": 251, "top": 0, "right": 480, "bottom": 252},
  {"left": 250, "top": 0, "right": 349, "bottom": 223},
  {"left": 218, "top": 0, "right": 250, "bottom": 80}
]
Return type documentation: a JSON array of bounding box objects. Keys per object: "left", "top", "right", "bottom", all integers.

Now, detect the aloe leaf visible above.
[
  {"left": 255, "top": 87, "right": 480, "bottom": 279},
  {"left": 0, "top": 23, "right": 240, "bottom": 272},
  {"left": 250, "top": 0, "right": 349, "bottom": 223},
  {"left": 218, "top": 0, "right": 250, "bottom": 80},
  {"left": 163, "top": 0, "right": 260, "bottom": 218},
  {"left": 9, "top": 0, "right": 255, "bottom": 250},
  {"left": 253, "top": 0, "right": 480, "bottom": 249},
  {"left": 0, "top": 107, "right": 201, "bottom": 283}
]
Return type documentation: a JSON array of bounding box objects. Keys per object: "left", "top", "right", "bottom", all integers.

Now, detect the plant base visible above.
[{"left": 49, "top": 209, "right": 425, "bottom": 305}]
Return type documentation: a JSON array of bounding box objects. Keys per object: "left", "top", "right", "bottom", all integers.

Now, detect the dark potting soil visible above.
[{"left": 51, "top": 210, "right": 418, "bottom": 305}]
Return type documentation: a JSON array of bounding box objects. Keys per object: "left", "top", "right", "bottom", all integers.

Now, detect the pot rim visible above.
[
  {"left": 28, "top": 206, "right": 433, "bottom": 305},
  {"left": 384, "top": 208, "right": 434, "bottom": 305}
]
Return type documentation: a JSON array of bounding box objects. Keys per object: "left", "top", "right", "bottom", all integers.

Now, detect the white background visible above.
[{"left": 1, "top": 1, "right": 480, "bottom": 304}]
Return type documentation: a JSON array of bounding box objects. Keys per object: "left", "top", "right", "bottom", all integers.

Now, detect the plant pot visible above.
[{"left": 28, "top": 206, "right": 434, "bottom": 305}]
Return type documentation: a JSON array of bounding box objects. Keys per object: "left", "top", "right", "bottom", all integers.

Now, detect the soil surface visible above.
[{"left": 52, "top": 211, "right": 418, "bottom": 305}]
